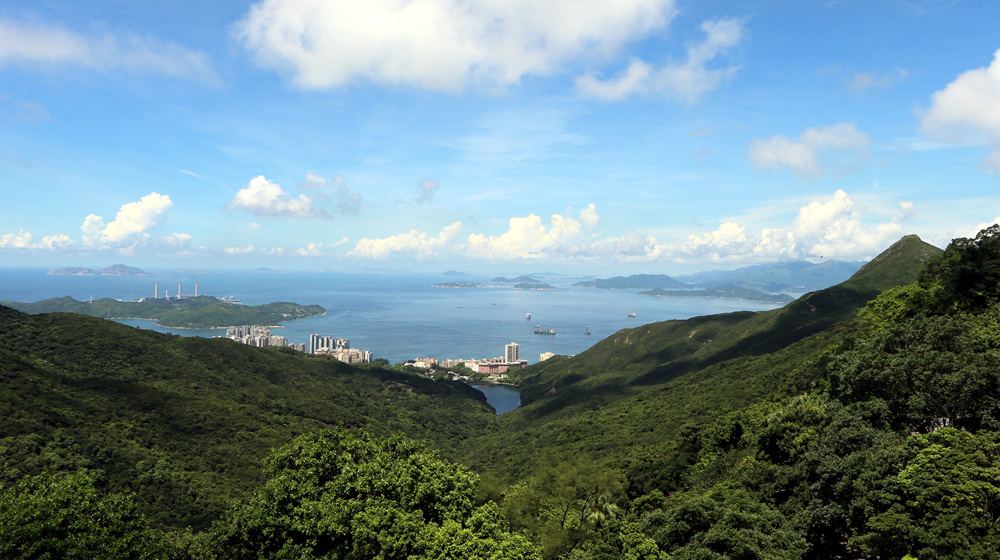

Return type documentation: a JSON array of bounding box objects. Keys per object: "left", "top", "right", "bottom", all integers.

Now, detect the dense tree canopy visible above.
[{"left": 208, "top": 429, "right": 540, "bottom": 560}]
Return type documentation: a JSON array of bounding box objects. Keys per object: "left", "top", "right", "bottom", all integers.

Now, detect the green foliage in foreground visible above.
[
  {"left": 208, "top": 429, "right": 539, "bottom": 560},
  {"left": 1, "top": 295, "right": 325, "bottom": 328},
  {"left": 0, "top": 471, "right": 166, "bottom": 560},
  {"left": 0, "top": 430, "right": 541, "bottom": 560}
]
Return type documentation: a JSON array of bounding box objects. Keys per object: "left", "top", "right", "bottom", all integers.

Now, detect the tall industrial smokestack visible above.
[
  {"left": 155, "top": 282, "right": 158, "bottom": 299},
  {"left": 195, "top": 282, "right": 199, "bottom": 297},
  {"left": 178, "top": 282, "right": 182, "bottom": 299}
]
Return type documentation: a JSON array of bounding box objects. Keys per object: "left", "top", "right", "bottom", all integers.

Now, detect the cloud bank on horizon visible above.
[{"left": 1, "top": 1, "right": 999, "bottom": 271}]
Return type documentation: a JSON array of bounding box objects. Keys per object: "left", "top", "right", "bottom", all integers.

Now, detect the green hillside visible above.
[
  {"left": 458, "top": 235, "right": 943, "bottom": 481},
  {"left": 0, "top": 306, "right": 496, "bottom": 530},
  {"left": 573, "top": 274, "right": 688, "bottom": 290},
  {"left": 1, "top": 295, "right": 325, "bottom": 329}
]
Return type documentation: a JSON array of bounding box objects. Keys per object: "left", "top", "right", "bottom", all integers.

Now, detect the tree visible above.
[
  {"left": 502, "top": 460, "right": 624, "bottom": 559},
  {"left": 208, "top": 428, "right": 539, "bottom": 560},
  {"left": 829, "top": 313, "right": 1000, "bottom": 432},
  {"left": 918, "top": 223, "right": 1000, "bottom": 313},
  {"left": 853, "top": 429, "right": 1000, "bottom": 559},
  {"left": 0, "top": 471, "right": 165, "bottom": 560}
]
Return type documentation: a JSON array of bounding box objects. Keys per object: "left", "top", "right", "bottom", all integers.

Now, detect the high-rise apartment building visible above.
[
  {"left": 505, "top": 342, "right": 520, "bottom": 363},
  {"left": 310, "top": 334, "right": 349, "bottom": 354}
]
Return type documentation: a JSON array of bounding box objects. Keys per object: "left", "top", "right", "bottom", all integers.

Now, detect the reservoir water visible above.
[{"left": 471, "top": 384, "right": 522, "bottom": 414}]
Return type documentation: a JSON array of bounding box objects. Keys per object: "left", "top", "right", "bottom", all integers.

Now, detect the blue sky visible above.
[{"left": 2, "top": 0, "right": 999, "bottom": 273}]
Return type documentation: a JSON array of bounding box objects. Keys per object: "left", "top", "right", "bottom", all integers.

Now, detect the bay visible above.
[{"left": 0, "top": 267, "right": 786, "bottom": 366}]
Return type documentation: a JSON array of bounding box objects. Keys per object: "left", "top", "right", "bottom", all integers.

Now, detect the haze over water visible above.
[{"left": 1, "top": 268, "right": 785, "bottom": 365}]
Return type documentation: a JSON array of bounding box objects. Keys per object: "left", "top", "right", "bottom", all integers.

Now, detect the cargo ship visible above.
[{"left": 534, "top": 328, "right": 556, "bottom": 335}]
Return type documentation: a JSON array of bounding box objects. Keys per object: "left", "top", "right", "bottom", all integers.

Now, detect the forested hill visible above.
[
  {"left": 0, "top": 306, "right": 496, "bottom": 530},
  {"left": 458, "top": 234, "right": 943, "bottom": 478}
]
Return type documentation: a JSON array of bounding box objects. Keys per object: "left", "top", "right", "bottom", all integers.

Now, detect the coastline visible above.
[{"left": 467, "top": 381, "right": 521, "bottom": 388}]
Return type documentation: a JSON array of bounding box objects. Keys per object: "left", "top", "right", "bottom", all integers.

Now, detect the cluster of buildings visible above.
[
  {"left": 309, "top": 334, "right": 372, "bottom": 364},
  {"left": 224, "top": 329, "right": 550, "bottom": 372},
  {"left": 224, "top": 328, "right": 372, "bottom": 363},
  {"left": 225, "top": 325, "right": 307, "bottom": 352},
  {"left": 406, "top": 342, "right": 528, "bottom": 377}
]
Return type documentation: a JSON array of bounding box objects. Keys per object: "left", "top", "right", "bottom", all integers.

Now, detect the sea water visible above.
[{"left": 0, "top": 268, "right": 786, "bottom": 411}]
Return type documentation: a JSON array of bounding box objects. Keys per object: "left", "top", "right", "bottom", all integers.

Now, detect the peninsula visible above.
[{"left": 1, "top": 295, "right": 325, "bottom": 329}]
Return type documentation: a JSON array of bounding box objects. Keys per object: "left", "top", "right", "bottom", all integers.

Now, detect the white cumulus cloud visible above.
[
  {"left": 0, "top": 230, "right": 34, "bottom": 249},
  {"left": 235, "top": 0, "right": 676, "bottom": 91},
  {"left": 350, "top": 222, "right": 463, "bottom": 259},
  {"left": 576, "top": 17, "right": 744, "bottom": 103},
  {"left": 224, "top": 243, "right": 256, "bottom": 255},
  {"left": 81, "top": 192, "right": 176, "bottom": 249},
  {"left": 748, "top": 122, "right": 871, "bottom": 179},
  {"left": 921, "top": 48, "right": 1000, "bottom": 174},
  {"left": 228, "top": 176, "right": 326, "bottom": 218},
  {"left": 338, "top": 195, "right": 912, "bottom": 264},
  {"left": 296, "top": 242, "right": 326, "bottom": 257},
  {"left": 676, "top": 190, "right": 910, "bottom": 263},
  {"left": 466, "top": 205, "right": 601, "bottom": 260}
]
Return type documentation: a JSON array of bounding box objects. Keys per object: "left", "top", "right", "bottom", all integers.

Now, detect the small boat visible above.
[
  {"left": 628, "top": 312, "right": 636, "bottom": 318},
  {"left": 585, "top": 327, "right": 591, "bottom": 336},
  {"left": 526, "top": 312, "right": 531, "bottom": 320}
]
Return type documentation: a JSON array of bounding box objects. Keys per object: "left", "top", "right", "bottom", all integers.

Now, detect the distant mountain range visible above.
[
  {"left": 574, "top": 260, "right": 866, "bottom": 293},
  {"left": 637, "top": 285, "right": 795, "bottom": 303},
  {"left": 48, "top": 263, "right": 148, "bottom": 276}
]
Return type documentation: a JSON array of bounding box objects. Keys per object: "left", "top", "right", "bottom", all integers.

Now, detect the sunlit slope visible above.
[
  {"left": 0, "top": 306, "right": 496, "bottom": 530},
  {"left": 463, "top": 235, "right": 942, "bottom": 478}
]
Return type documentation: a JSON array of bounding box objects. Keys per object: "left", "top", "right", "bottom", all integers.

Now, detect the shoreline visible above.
[{"left": 467, "top": 381, "right": 521, "bottom": 388}]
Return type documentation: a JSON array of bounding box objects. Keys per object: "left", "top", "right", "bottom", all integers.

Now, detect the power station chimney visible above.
[
  {"left": 155, "top": 282, "right": 158, "bottom": 299},
  {"left": 178, "top": 282, "right": 182, "bottom": 299},
  {"left": 195, "top": 282, "right": 199, "bottom": 297}
]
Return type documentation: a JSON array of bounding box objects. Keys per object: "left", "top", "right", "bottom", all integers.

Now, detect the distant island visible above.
[
  {"left": 574, "top": 274, "right": 688, "bottom": 290},
  {"left": 637, "top": 285, "right": 795, "bottom": 304},
  {"left": 432, "top": 277, "right": 555, "bottom": 290},
  {"left": 1, "top": 295, "right": 325, "bottom": 329},
  {"left": 491, "top": 275, "right": 539, "bottom": 283},
  {"left": 48, "top": 264, "right": 148, "bottom": 276},
  {"left": 513, "top": 282, "right": 555, "bottom": 290}
]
